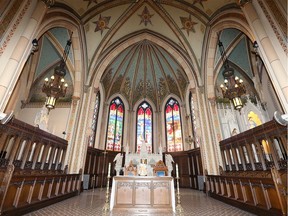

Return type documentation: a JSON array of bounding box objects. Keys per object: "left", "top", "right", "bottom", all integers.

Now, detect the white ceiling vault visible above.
[{"left": 29, "top": 0, "right": 255, "bottom": 108}]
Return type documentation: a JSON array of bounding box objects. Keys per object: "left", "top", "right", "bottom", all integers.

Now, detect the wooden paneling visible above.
[
  {"left": 207, "top": 173, "right": 286, "bottom": 216},
  {"left": 0, "top": 167, "right": 81, "bottom": 215}
]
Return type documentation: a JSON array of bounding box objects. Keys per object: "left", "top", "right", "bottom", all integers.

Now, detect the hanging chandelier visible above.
[
  {"left": 218, "top": 40, "right": 246, "bottom": 110},
  {"left": 42, "top": 32, "right": 72, "bottom": 111}
]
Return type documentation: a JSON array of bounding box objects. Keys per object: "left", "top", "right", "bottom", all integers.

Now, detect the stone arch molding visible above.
[
  {"left": 91, "top": 32, "right": 199, "bottom": 90},
  {"left": 205, "top": 12, "right": 255, "bottom": 100}
]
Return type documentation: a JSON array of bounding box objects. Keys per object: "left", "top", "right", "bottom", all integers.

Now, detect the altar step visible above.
[{"left": 111, "top": 207, "right": 174, "bottom": 215}]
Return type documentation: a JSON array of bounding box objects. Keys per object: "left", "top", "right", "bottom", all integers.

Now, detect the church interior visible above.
[{"left": 0, "top": 0, "right": 287, "bottom": 215}]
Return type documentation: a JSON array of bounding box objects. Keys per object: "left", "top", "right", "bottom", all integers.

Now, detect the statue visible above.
[
  {"left": 159, "top": 145, "right": 163, "bottom": 155},
  {"left": 138, "top": 158, "right": 148, "bottom": 176},
  {"left": 165, "top": 154, "right": 174, "bottom": 176},
  {"left": 34, "top": 105, "right": 49, "bottom": 131},
  {"left": 140, "top": 141, "right": 148, "bottom": 154},
  {"left": 113, "top": 153, "right": 123, "bottom": 176}
]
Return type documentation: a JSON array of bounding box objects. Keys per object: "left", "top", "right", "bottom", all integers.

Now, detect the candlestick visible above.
[
  {"left": 176, "top": 163, "right": 179, "bottom": 178},
  {"left": 108, "top": 162, "right": 111, "bottom": 177}
]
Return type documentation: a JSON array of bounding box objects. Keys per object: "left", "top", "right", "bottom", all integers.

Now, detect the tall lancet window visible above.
[
  {"left": 165, "top": 98, "right": 183, "bottom": 152},
  {"left": 89, "top": 91, "right": 100, "bottom": 147},
  {"left": 106, "top": 97, "right": 124, "bottom": 151},
  {"left": 136, "top": 101, "right": 153, "bottom": 153}
]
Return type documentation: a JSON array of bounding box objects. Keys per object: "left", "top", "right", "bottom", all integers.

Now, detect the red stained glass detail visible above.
[
  {"left": 145, "top": 108, "right": 151, "bottom": 115},
  {"left": 166, "top": 106, "right": 172, "bottom": 113},
  {"left": 173, "top": 104, "right": 179, "bottom": 111},
  {"left": 110, "top": 103, "right": 116, "bottom": 110},
  {"left": 118, "top": 105, "right": 123, "bottom": 113},
  {"left": 138, "top": 108, "right": 144, "bottom": 115}
]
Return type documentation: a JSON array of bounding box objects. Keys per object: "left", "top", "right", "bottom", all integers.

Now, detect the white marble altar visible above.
[{"left": 110, "top": 176, "right": 175, "bottom": 213}]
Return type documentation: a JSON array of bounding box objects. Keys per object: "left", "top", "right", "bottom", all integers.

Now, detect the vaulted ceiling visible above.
[
  {"left": 101, "top": 39, "right": 189, "bottom": 107},
  {"left": 27, "top": 0, "right": 257, "bottom": 107}
]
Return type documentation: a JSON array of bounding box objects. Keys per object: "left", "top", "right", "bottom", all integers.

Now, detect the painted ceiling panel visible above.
[
  {"left": 49, "top": 27, "right": 74, "bottom": 65},
  {"left": 215, "top": 28, "right": 241, "bottom": 65},
  {"left": 58, "top": 0, "right": 238, "bottom": 17},
  {"left": 109, "top": 4, "right": 181, "bottom": 52},
  {"left": 85, "top": 4, "right": 130, "bottom": 63},
  {"left": 229, "top": 37, "right": 253, "bottom": 79},
  {"left": 35, "top": 36, "right": 61, "bottom": 79},
  {"left": 183, "top": 0, "right": 237, "bottom": 16},
  {"left": 164, "top": 4, "right": 205, "bottom": 66},
  {"left": 102, "top": 39, "right": 188, "bottom": 108}
]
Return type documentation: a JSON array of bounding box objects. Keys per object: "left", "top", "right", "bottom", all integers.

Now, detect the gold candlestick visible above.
[{"left": 175, "top": 164, "right": 184, "bottom": 215}]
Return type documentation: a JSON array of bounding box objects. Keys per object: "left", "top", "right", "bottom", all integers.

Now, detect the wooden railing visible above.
[
  {"left": 0, "top": 118, "right": 68, "bottom": 171},
  {"left": 207, "top": 119, "right": 287, "bottom": 215},
  {"left": 0, "top": 118, "right": 81, "bottom": 215},
  {"left": 206, "top": 169, "right": 287, "bottom": 216},
  {"left": 219, "top": 119, "right": 287, "bottom": 172}
]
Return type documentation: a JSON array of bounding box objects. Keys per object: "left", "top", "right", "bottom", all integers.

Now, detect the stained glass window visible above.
[
  {"left": 136, "top": 102, "right": 153, "bottom": 153},
  {"left": 89, "top": 91, "right": 100, "bottom": 147},
  {"left": 165, "top": 98, "right": 183, "bottom": 152},
  {"left": 106, "top": 97, "right": 124, "bottom": 151}
]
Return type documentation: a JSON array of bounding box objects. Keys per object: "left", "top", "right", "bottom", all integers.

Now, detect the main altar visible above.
[{"left": 110, "top": 143, "right": 176, "bottom": 214}]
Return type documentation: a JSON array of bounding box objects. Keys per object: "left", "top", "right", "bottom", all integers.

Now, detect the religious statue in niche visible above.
[
  {"left": 138, "top": 158, "right": 148, "bottom": 176},
  {"left": 124, "top": 160, "right": 137, "bottom": 176}
]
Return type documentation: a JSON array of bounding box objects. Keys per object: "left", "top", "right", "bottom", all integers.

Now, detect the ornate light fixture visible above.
[
  {"left": 218, "top": 40, "right": 246, "bottom": 110},
  {"left": 42, "top": 32, "right": 72, "bottom": 111}
]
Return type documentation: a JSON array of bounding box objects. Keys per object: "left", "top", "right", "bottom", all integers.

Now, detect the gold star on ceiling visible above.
[
  {"left": 192, "top": 0, "right": 207, "bottom": 8},
  {"left": 138, "top": 6, "right": 154, "bottom": 26},
  {"left": 93, "top": 14, "right": 111, "bottom": 35},
  {"left": 180, "top": 14, "right": 198, "bottom": 36},
  {"left": 83, "top": 0, "right": 97, "bottom": 8}
]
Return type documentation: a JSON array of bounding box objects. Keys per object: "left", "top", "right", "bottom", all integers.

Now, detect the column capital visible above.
[
  {"left": 238, "top": 0, "right": 252, "bottom": 7},
  {"left": 199, "top": 85, "right": 204, "bottom": 94},
  {"left": 84, "top": 85, "right": 90, "bottom": 93},
  {"left": 94, "top": 87, "right": 99, "bottom": 94},
  {"left": 41, "top": 0, "right": 55, "bottom": 8},
  {"left": 190, "top": 88, "right": 196, "bottom": 94},
  {"left": 208, "top": 97, "right": 216, "bottom": 106}
]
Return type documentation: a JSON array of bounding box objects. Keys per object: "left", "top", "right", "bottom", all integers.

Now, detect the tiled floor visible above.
[{"left": 25, "top": 188, "right": 255, "bottom": 216}]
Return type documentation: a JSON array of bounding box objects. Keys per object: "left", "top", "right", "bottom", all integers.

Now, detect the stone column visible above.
[
  {"left": 0, "top": 1, "right": 51, "bottom": 110},
  {"left": 239, "top": 0, "right": 288, "bottom": 112},
  {"left": 208, "top": 97, "right": 222, "bottom": 170}
]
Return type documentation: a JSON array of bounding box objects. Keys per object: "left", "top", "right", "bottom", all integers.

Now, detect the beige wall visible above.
[{"left": 16, "top": 107, "right": 70, "bottom": 138}]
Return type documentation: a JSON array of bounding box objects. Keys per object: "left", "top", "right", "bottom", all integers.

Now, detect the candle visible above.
[
  {"left": 108, "top": 162, "right": 111, "bottom": 177},
  {"left": 176, "top": 163, "right": 179, "bottom": 178}
]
